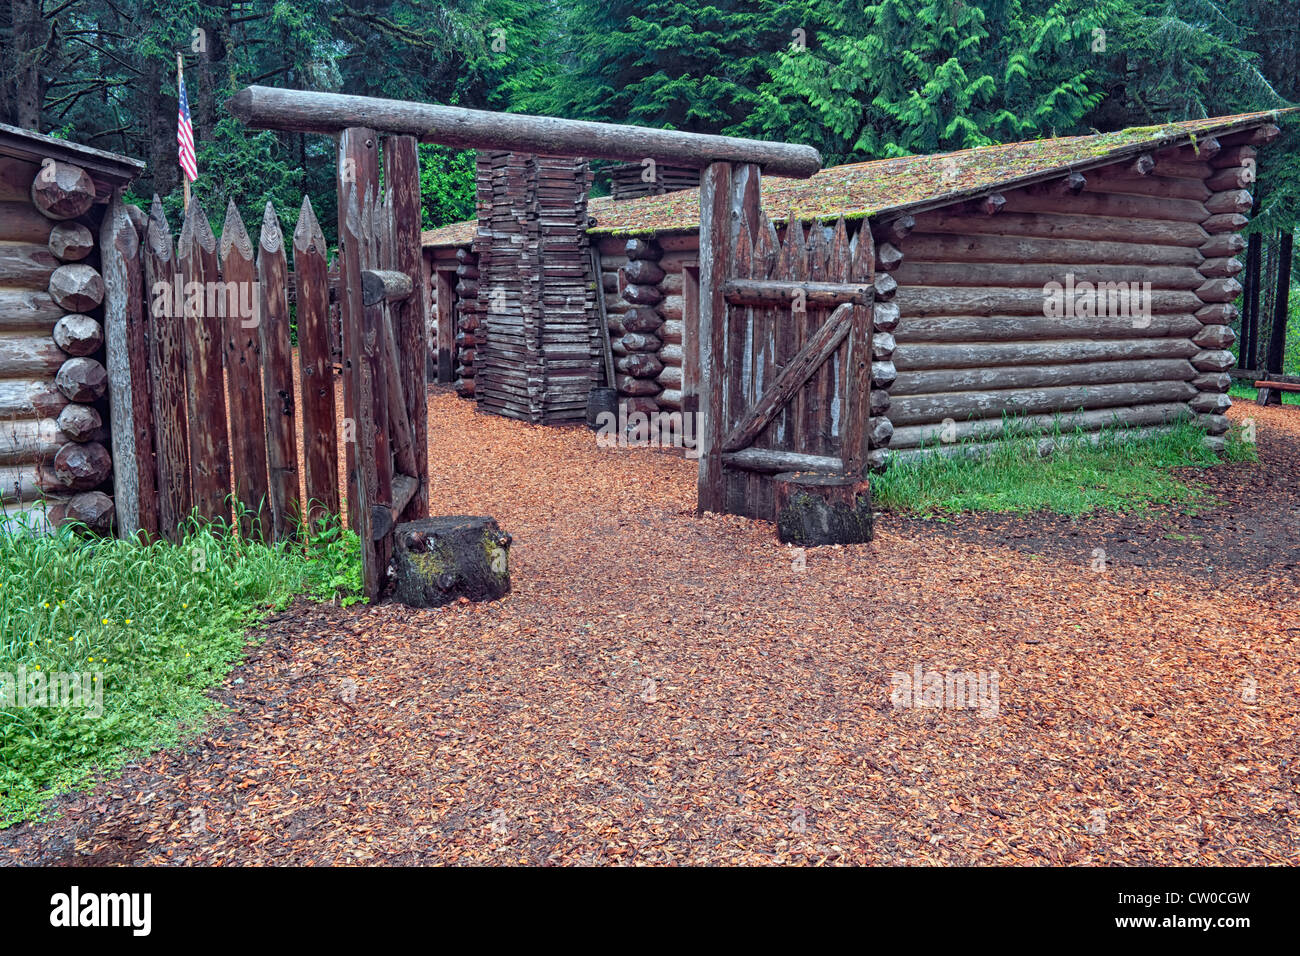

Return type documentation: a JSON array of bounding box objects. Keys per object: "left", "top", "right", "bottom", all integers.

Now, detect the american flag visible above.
[{"left": 177, "top": 76, "right": 198, "bottom": 183}]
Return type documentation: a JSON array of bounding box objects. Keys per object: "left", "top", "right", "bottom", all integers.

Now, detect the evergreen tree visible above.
[
  {"left": 508, "top": 1, "right": 798, "bottom": 133},
  {"left": 745, "top": 0, "right": 1117, "bottom": 163}
]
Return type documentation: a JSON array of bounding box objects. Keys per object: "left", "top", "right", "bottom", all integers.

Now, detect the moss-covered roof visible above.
[{"left": 422, "top": 110, "right": 1286, "bottom": 248}]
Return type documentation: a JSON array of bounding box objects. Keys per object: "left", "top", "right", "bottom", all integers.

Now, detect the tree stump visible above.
[
  {"left": 773, "top": 471, "right": 874, "bottom": 546},
  {"left": 392, "top": 516, "right": 512, "bottom": 608}
]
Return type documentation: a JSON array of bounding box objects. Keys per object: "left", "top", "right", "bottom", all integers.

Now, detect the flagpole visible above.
[{"left": 177, "top": 52, "right": 190, "bottom": 213}]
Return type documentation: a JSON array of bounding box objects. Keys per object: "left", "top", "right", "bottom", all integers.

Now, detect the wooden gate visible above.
[{"left": 696, "top": 162, "right": 877, "bottom": 520}]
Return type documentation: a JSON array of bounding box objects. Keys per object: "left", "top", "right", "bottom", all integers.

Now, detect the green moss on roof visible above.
[{"left": 422, "top": 110, "right": 1285, "bottom": 247}]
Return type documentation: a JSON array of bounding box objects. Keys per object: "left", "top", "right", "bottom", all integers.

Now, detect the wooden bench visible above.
[{"left": 1254, "top": 380, "right": 1300, "bottom": 405}]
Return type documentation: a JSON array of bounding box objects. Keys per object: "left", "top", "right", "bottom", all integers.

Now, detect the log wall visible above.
[
  {"left": 876, "top": 134, "right": 1255, "bottom": 459},
  {"left": 0, "top": 152, "right": 116, "bottom": 533},
  {"left": 469, "top": 151, "right": 602, "bottom": 423}
]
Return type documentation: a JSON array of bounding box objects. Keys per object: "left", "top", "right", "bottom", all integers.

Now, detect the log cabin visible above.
[
  {"left": 422, "top": 109, "right": 1286, "bottom": 463},
  {"left": 0, "top": 123, "right": 144, "bottom": 533}
]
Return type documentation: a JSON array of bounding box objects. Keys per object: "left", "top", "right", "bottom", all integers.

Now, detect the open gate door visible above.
[{"left": 696, "top": 163, "right": 876, "bottom": 522}]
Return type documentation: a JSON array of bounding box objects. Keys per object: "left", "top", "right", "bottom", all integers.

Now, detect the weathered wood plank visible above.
[
  {"left": 894, "top": 312, "right": 1203, "bottom": 343},
  {"left": 177, "top": 199, "right": 232, "bottom": 523},
  {"left": 336, "top": 126, "right": 380, "bottom": 532},
  {"left": 381, "top": 134, "right": 429, "bottom": 521},
  {"left": 258, "top": 201, "right": 301, "bottom": 541},
  {"left": 894, "top": 337, "right": 1199, "bottom": 370},
  {"left": 893, "top": 358, "right": 1195, "bottom": 396},
  {"left": 229, "top": 85, "right": 822, "bottom": 177},
  {"left": 101, "top": 190, "right": 157, "bottom": 538},
  {"left": 293, "top": 196, "right": 339, "bottom": 524},
  {"left": 143, "top": 197, "right": 190, "bottom": 541},
  {"left": 912, "top": 209, "right": 1209, "bottom": 247},
  {"left": 889, "top": 402, "right": 1192, "bottom": 449},
  {"left": 888, "top": 380, "right": 1198, "bottom": 426},
  {"left": 218, "top": 201, "right": 272, "bottom": 541},
  {"left": 696, "top": 161, "right": 732, "bottom": 514},
  {"left": 895, "top": 285, "right": 1202, "bottom": 317},
  {"left": 842, "top": 221, "right": 874, "bottom": 473},
  {"left": 899, "top": 231, "right": 1205, "bottom": 267},
  {"left": 340, "top": 184, "right": 378, "bottom": 596}
]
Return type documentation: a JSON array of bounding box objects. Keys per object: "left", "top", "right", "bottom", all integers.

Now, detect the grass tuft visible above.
[
  {"left": 873, "top": 418, "right": 1256, "bottom": 517},
  {"left": 0, "top": 508, "right": 361, "bottom": 826}
]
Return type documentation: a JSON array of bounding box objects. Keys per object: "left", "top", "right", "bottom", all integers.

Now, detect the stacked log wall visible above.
[
  {"left": 1, "top": 152, "right": 115, "bottom": 533},
  {"left": 878, "top": 139, "right": 1265, "bottom": 462},
  {"left": 597, "top": 233, "right": 697, "bottom": 424},
  {"left": 471, "top": 151, "right": 600, "bottom": 422}
]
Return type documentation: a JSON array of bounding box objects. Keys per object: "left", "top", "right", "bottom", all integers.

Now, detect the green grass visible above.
[
  {"left": 873, "top": 418, "right": 1258, "bottom": 517},
  {"left": 0, "top": 509, "right": 362, "bottom": 827}
]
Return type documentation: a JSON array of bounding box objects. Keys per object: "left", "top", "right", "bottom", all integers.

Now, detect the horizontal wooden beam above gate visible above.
[
  {"left": 723, "top": 279, "right": 874, "bottom": 308},
  {"left": 227, "top": 86, "right": 823, "bottom": 178}
]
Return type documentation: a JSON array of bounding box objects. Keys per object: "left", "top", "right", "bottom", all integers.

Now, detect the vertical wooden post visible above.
[
  {"left": 682, "top": 264, "right": 700, "bottom": 415},
  {"left": 434, "top": 267, "right": 456, "bottom": 384},
  {"left": 336, "top": 126, "right": 379, "bottom": 532},
  {"left": 143, "top": 196, "right": 191, "bottom": 541},
  {"left": 177, "top": 199, "right": 232, "bottom": 524},
  {"left": 696, "top": 162, "right": 760, "bottom": 514},
  {"left": 381, "top": 134, "right": 429, "bottom": 520},
  {"left": 101, "top": 189, "right": 157, "bottom": 539},
  {"left": 366, "top": 192, "right": 394, "bottom": 589},
  {"left": 1242, "top": 232, "right": 1262, "bottom": 370},
  {"left": 841, "top": 223, "right": 875, "bottom": 477},
  {"left": 217, "top": 200, "right": 272, "bottom": 540},
  {"left": 293, "top": 196, "right": 339, "bottom": 524},
  {"left": 1266, "top": 228, "right": 1294, "bottom": 374},
  {"left": 257, "top": 201, "right": 302, "bottom": 540},
  {"left": 340, "top": 185, "right": 378, "bottom": 597},
  {"left": 696, "top": 161, "right": 732, "bottom": 515}
]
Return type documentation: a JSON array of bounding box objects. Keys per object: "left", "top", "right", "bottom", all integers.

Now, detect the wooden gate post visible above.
[
  {"left": 381, "top": 134, "right": 430, "bottom": 520},
  {"left": 336, "top": 126, "right": 379, "bottom": 533},
  {"left": 696, "top": 161, "right": 760, "bottom": 515}
]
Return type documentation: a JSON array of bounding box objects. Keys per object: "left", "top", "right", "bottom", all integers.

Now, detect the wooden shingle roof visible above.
[{"left": 422, "top": 109, "right": 1288, "bottom": 248}]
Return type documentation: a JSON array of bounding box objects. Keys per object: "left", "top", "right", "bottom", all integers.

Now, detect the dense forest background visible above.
[{"left": 2, "top": 0, "right": 1298, "bottom": 367}]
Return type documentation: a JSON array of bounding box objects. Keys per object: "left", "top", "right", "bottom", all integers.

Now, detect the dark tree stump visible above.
[
  {"left": 774, "top": 471, "right": 874, "bottom": 546},
  {"left": 392, "top": 516, "right": 512, "bottom": 607}
]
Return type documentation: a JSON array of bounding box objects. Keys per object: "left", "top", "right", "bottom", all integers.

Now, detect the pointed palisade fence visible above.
[{"left": 96, "top": 187, "right": 425, "bottom": 599}]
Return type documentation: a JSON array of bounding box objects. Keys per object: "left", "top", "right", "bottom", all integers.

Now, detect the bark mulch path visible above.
[{"left": 2, "top": 391, "right": 1296, "bottom": 865}]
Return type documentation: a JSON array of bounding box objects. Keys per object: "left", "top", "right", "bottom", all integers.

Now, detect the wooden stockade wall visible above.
[
  {"left": 468, "top": 151, "right": 603, "bottom": 423},
  {"left": 138, "top": 194, "right": 322, "bottom": 542},
  {"left": 0, "top": 127, "right": 144, "bottom": 535}
]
